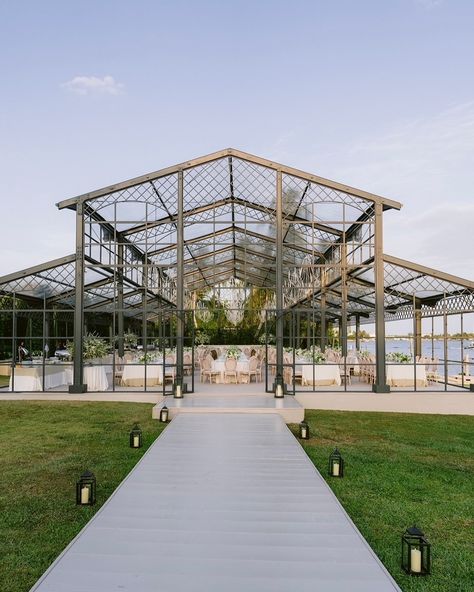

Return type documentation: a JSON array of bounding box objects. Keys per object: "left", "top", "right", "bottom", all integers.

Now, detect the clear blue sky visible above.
[{"left": 1, "top": 0, "right": 473, "bottom": 292}]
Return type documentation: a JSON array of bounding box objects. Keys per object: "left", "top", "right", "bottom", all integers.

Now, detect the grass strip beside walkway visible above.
[
  {"left": 0, "top": 401, "right": 165, "bottom": 592},
  {"left": 289, "top": 410, "right": 474, "bottom": 592}
]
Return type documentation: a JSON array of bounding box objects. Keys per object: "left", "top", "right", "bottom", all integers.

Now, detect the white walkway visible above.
[{"left": 31, "top": 413, "right": 400, "bottom": 592}]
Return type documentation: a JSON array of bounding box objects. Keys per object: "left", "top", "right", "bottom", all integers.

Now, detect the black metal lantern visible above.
[
  {"left": 76, "top": 470, "right": 96, "bottom": 505},
  {"left": 159, "top": 405, "right": 169, "bottom": 423},
  {"left": 173, "top": 378, "right": 187, "bottom": 398},
  {"left": 299, "top": 421, "right": 309, "bottom": 439},
  {"left": 129, "top": 423, "right": 142, "bottom": 448},
  {"left": 401, "top": 526, "right": 431, "bottom": 576},
  {"left": 273, "top": 375, "right": 286, "bottom": 398},
  {"left": 328, "top": 448, "right": 344, "bottom": 477}
]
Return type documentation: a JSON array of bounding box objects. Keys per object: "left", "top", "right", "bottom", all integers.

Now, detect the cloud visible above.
[
  {"left": 61, "top": 75, "right": 124, "bottom": 96},
  {"left": 414, "top": 0, "right": 444, "bottom": 8}
]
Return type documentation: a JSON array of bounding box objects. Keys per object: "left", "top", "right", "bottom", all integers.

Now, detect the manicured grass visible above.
[
  {"left": 289, "top": 411, "right": 474, "bottom": 592},
  {"left": 0, "top": 401, "right": 166, "bottom": 592},
  {"left": 0, "top": 375, "right": 10, "bottom": 387}
]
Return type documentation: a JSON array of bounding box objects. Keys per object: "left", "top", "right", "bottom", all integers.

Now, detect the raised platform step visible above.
[{"left": 152, "top": 394, "right": 304, "bottom": 423}]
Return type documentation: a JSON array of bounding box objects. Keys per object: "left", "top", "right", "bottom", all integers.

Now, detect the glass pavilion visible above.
[{"left": 1, "top": 149, "right": 473, "bottom": 394}]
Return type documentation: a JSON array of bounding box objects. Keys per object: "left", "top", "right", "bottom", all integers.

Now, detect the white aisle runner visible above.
[{"left": 31, "top": 413, "right": 400, "bottom": 592}]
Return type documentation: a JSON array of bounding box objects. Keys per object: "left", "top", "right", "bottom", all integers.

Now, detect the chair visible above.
[
  {"left": 183, "top": 353, "right": 192, "bottom": 375},
  {"left": 239, "top": 356, "right": 259, "bottom": 383},
  {"left": 339, "top": 358, "right": 351, "bottom": 385},
  {"left": 164, "top": 356, "right": 176, "bottom": 383},
  {"left": 114, "top": 355, "right": 124, "bottom": 385},
  {"left": 224, "top": 357, "right": 238, "bottom": 383},
  {"left": 202, "top": 356, "right": 220, "bottom": 383}
]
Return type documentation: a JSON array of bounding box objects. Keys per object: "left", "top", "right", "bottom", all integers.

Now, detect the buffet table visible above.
[
  {"left": 9, "top": 364, "right": 70, "bottom": 391},
  {"left": 386, "top": 365, "right": 428, "bottom": 387},
  {"left": 301, "top": 364, "right": 342, "bottom": 386},
  {"left": 121, "top": 363, "right": 164, "bottom": 387}
]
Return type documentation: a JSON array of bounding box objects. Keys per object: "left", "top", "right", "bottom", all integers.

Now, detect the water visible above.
[{"left": 348, "top": 339, "right": 472, "bottom": 376}]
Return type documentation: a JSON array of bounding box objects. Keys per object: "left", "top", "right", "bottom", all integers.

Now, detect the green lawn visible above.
[
  {"left": 0, "top": 401, "right": 166, "bottom": 592},
  {"left": 1, "top": 404, "right": 473, "bottom": 592},
  {"left": 0, "top": 375, "right": 10, "bottom": 388},
  {"left": 289, "top": 411, "right": 474, "bottom": 592}
]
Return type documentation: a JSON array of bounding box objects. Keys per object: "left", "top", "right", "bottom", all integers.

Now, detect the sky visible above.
[{"left": 1, "top": 0, "right": 473, "bottom": 289}]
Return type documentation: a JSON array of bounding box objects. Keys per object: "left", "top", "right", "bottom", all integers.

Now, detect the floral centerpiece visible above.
[
  {"left": 226, "top": 346, "right": 241, "bottom": 359},
  {"left": 138, "top": 352, "right": 157, "bottom": 364},
  {"left": 386, "top": 352, "right": 411, "bottom": 363},
  {"left": 123, "top": 332, "right": 138, "bottom": 349},
  {"left": 67, "top": 332, "right": 109, "bottom": 361}
]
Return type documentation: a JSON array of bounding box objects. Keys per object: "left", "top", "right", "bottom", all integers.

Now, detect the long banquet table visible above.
[
  {"left": 386, "top": 365, "right": 428, "bottom": 387},
  {"left": 9, "top": 364, "right": 70, "bottom": 391},
  {"left": 121, "top": 363, "right": 164, "bottom": 387},
  {"left": 212, "top": 357, "right": 250, "bottom": 383},
  {"left": 300, "top": 363, "right": 342, "bottom": 386}
]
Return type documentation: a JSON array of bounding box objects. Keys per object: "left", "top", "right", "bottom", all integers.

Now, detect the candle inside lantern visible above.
[
  {"left": 176, "top": 385, "right": 182, "bottom": 397},
  {"left": 276, "top": 384, "right": 283, "bottom": 397},
  {"left": 410, "top": 548, "right": 422, "bottom": 573},
  {"left": 133, "top": 435, "right": 139, "bottom": 447},
  {"left": 80, "top": 485, "right": 90, "bottom": 504},
  {"left": 301, "top": 426, "right": 307, "bottom": 438},
  {"left": 332, "top": 461, "right": 340, "bottom": 476}
]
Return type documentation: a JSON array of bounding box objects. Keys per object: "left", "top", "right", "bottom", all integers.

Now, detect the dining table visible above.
[
  {"left": 386, "top": 364, "right": 427, "bottom": 387},
  {"left": 9, "top": 362, "right": 71, "bottom": 391},
  {"left": 121, "top": 361, "right": 164, "bottom": 387},
  {"left": 298, "top": 362, "right": 342, "bottom": 386},
  {"left": 212, "top": 355, "right": 250, "bottom": 383}
]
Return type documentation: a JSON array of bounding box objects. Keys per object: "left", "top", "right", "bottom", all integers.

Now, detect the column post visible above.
[
  {"left": 175, "top": 169, "right": 185, "bottom": 396},
  {"left": 372, "top": 202, "right": 389, "bottom": 392},
  {"left": 69, "top": 202, "right": 87, "bottom": 393},
  {"left": 274, "top": 169, "right": 285, "bottom": 395}
]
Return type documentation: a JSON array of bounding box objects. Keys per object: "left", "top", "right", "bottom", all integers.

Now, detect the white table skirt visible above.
[
  {"left": 121, "top": 364, "right": 164, "bottom": 387},
  {"left": 83, "top": 366, "right": 109, "bottom": 391},
  {"left": 212, "top": 358, "right": 250, "bottom": 383},
  {"left": 386, "top": 365, "right": 427, "bottom": 387},
  {"left": 10, "top": 364, "right": 70, "bottom": 391},
  {"left": 300, "top": 364, "right": 342, "bottom": 386}
]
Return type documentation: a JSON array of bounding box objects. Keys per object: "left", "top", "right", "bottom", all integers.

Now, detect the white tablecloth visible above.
[
  {"left": 386, "top": 365, "right": 427, "bottom": 387},
  {"left": 84, "top": 366, "right": 109, "bottom": 391},
  {"left": 9, "top": 364, "right": 70, "bottom": 391},
  {"left": 121, "top": 363, "right": 164, "bottom": 387},
  {"left": 301, "top": 364, "right": 341, "bottom": 386},
  {"left": 212, "top": 357, "right": 250, "bottom": 383}
]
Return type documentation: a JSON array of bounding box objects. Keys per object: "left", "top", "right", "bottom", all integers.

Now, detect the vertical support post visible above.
[
  {"left": 69, "top": 202, "right": 87, "bottom": 393},
  {"left": 306, "top": 310, "right": 311, "bottom": 349},
  {"left": 320, "top": 292, "right": 326, "bottom": 353},
  {"left": 355, "top": 314, "right": 361, "bottom": 351},
  {"left": 340, "top": 235, "right": 348, "bottom": 358},
  {"left": 275, "top": 169, "right": 284, "bottom": 393},
  {"left": 296, "top": 310, "right": 301, "bottom": 349},
  {"left": 414, "top": 299, "right": 422, "bottom": 359},
  {"left": 176, "top": 169, "right": 185, "bottom": 394},
  {"left": 443, "top": 293, "right": 448, "bottom": 391},
  {"left": 372, "top": 203, "right": 389, "bottom": 392},
  {"left": 117, "top": 240, "right": 124, "bottom": 358}
]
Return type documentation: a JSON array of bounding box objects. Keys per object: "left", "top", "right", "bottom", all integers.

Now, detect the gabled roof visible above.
[{"left": 56, "top": 148, "right": 403, "bottom": 212}]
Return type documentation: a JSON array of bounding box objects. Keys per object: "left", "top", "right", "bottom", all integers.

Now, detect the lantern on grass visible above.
[
  {"left": 401, "top": 526, "right": 431, "bottom": 576},
  {"left": 76, "top": 470, "right": 96, "bottom": 505},
  {"left": 299, "top": 421, "right": 309, "bottom": 440},
  {"left": 129, "top": 424, "right": 142, "bottom": 448},
  {"left": 328, "top": 448, "right": 344, "bottom": 477},
  {"left": 159, "top": 405, "right": 169, "bottom": 423}
]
